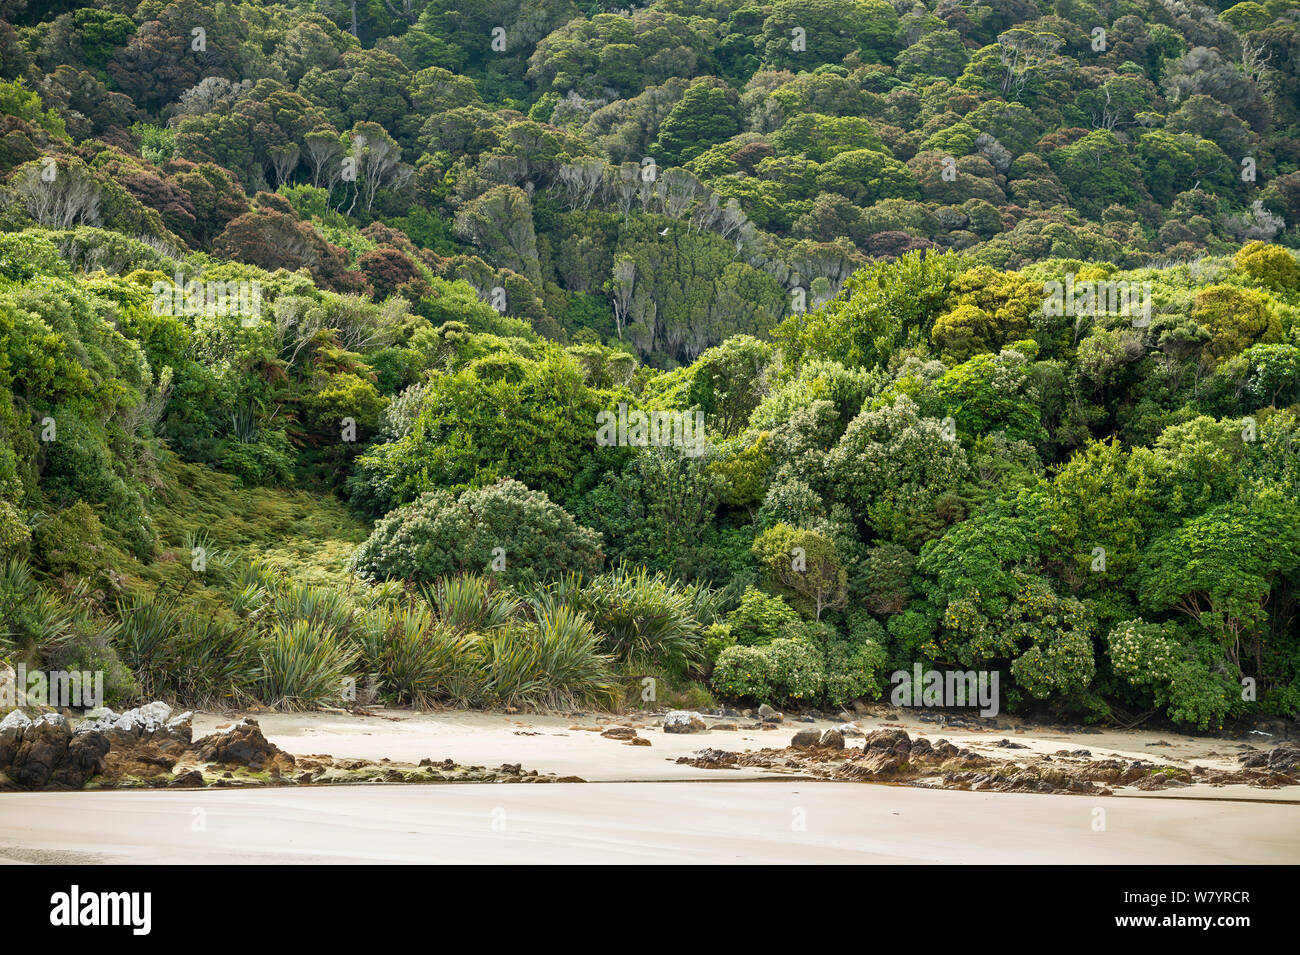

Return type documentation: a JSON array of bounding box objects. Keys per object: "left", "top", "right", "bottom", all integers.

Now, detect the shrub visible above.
[
  {"left": 712, "top": 644, "right": 773, "bottom": 701},
  {"left": 168, "top": 616, "right": 256, "bottom": 707},
  {"left": 421, "top": 573, "right": 518, "bottom": 634},
  {"left": 263, "top": 582, "right": 358, "bottom": 641},
  {"left": 353, "top": 479, "right": 604, "bottom": 589},
  {"left": 765, "top": 637, "right": 825, "bottom": 706},
  {"left": 116, "top": 592, "right": 257, "bottom": 706},
  {"left": 1107, "top": 619, "right": 1239, "bottom": 730},
  {"left": 31, "top": 502, "right": 107, "bottom": 579},
  {"left": 43, "top": 623, "right": 138, "bottom": 708},
  {"left": 822, "top": 636, "right": 889, "bottom": 707},
  {"left": 712, "top": 637, "right": 825, "bottom": 707},
  {"left": 0, "top": 559, "right": 73, "bottom": 659},
  {"left": 255, "top": 619, "right": 360, "bottom": 711},
  {"left": 353, "top": 602, "right": 471, "bottom": 707},
  {"left": 1234, "top": 241, "right": 1300, "bottom": 292},
  {"left": 701, "top": 622, "right": 736, "bottom": 668},
  {"left": 548, "top": 565, "right": 707, "bottom": 669},
  {"left": 725, "top": 586, "right": 801, "bottom": 645},
  {"left": 853, "top": 543, "right": 917, "bottom": 615},
  {"left": 478, "top": 602, "right": 617, "bottom": 709}
]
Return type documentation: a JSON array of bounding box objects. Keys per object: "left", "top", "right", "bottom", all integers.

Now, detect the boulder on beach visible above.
[
  {"left": 0, "top": 710, "right": 110, "bottom": 789},
  {"left": 791, "top": 728, "right": 821, "bottom": 749},
  {"left": 663, "top": 711, "right": 707, "bottom": 734},
  {"left": 192, "top": 718, "right": 295, "bottom": 772},
  {"left": 819, "top": 728, "right": 845, "bottom": 750}
]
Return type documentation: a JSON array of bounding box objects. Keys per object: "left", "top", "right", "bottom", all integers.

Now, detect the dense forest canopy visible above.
[{"left": 0, "top": 0, "right": 1297, "bottom": 727}]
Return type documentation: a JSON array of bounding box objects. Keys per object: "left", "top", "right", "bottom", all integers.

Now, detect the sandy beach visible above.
[
  {"left": 1, "top": 706, "right": 1296, "bottom": 864},
  {"left": 2, "top": 780, "right": 1295, "bottom": 865},
  {"left": 192, "top": 706, "right": 1300, "bottom": 799}
]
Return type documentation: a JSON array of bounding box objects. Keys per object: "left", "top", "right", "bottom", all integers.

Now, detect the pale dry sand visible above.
[
  {"left": 192, "top": 709, "right": 788, "bottom": 782},
  {"left": 190, "top": 707, "right": 1300, "bottom": 800},
  {"left": 3, "top": 708, "right": 1294, "bottom": 864},
  {"left": 2, "top": 781, "right": 1295, "bottom": 864}
]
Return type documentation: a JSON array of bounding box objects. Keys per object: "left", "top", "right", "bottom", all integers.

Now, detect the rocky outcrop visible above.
[
  {"left": 790, "top": 728, "right": 821, "bottom": 749},
  {"left": 0, "top": 705, "right": 578, "bottom": 791},
  {"left": 0, "top": 711, "right": 110, "bottom": 789},
  {"left": 192, "top": 719, "right": 294, "bottom": 774},
  {"left": 663, "top": 711, "right": 707, "bottom": 734},
  {"left": 677, "top": 729, "right": 1300, "bottom": 795},
  {"left": 1241, "top": 745, "right": 1300, "bottom": 772},
  {"left": 819, "top": 728, "right": 845, "bottom": 750}
]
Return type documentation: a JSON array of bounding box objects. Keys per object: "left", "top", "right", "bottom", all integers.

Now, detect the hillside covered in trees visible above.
[{"left": 0, "top": 0, "right": 1298, "bottom": 729}]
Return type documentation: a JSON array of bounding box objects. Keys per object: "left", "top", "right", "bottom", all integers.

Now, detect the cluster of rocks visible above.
[
  {"left": 663, "top": 711, "right": 708, "bottom": 734},
  {"left": 597, "top": 726, "right": 650, "bottom": 746},
  {"left": 0, "top": 702, "right": 195, "bottom": 790},
  {"left": 662, "top": 704, "right": 788, "bottom": 734},
  {"left": 0, "top": 711, "right": 110, "bottom": 789},
  {"left": 0, "top": 703, "right": 578, "bottom": 791},
  {"left": 675, "top": 727, "right": 1300, "bottom": 795}
]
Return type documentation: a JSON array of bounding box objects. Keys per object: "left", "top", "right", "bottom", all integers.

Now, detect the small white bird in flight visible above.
[{"left": 659, "top": 227, "right": 669, "bottom": 236}]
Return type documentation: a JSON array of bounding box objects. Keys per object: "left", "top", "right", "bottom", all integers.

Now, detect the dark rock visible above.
[
  {"left": 0, "top": 709, "right": 32, "bottom": 766},
  {"left": 192, "top": 719, "right": 294, "bottom": 771},
  {"left": 50, "top": 729, "right": 110, "bottom": 788},
  {"left": 663, "top": 711, "right": 707, "bottom": 734},
  {"left": 818, "top": 729, "right": 845, "bottom": 750},
  {"left": 8, "top": 713, "right": 72, "bottom": 788},
  {"left": 1241, "top": 746, "right": 1300, "bottom": 771},
  {"left": 862, "top": 728, "right": 913, "bottom": 755},
  {"left": 791, "top": 728, "right": 821, "bottom": 749},
  {"left": 169, "top": 769, "right": 205, "bottom": 788}
]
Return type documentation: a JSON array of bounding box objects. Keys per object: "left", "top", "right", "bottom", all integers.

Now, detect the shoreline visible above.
[
  {"left": 4, "top": 780, "right": 1296, "bottom": 865},
  {"left": 187, "top": 704, "right": 1299, "bottom": 799},
  {"left": 5, "top": 705, "right": 1295, "bottom": 865}
]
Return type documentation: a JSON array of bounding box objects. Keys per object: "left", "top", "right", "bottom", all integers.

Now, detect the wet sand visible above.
[{"left": 2, "top": 781, "right": 1295, "bottom": 864}]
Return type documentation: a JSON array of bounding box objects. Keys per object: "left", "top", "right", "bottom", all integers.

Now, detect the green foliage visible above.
[
  {"left": 827, "top": 394, "right": 969, "bottom": 545},
  {"left": 31, "top": 502, "right": 106, "bottom": 579},
  {"left": 8, "top": 0, "right": 1300, "bottom": 729},
  {"left": 353, "top": 479, "right": 604, "bottom": 589},
  {"left": 711, "top": 644, "right": 772, "bottom": 701},
  {"left": 819, "top": 628, "right": 889, "bottom": 707},
  {"left": 776, "top": 252, "right": 967, "bottom": 371},
  {"left": 1192, "top": 284, "right": 1282, "bottom": 363},
  {"left": 115, "top": 592, "right": 255, "bottom": 706},
  {"left": 751, "top": 523, "right": 846, "bottom": 620},
  {"left": 546, "top": 565, "right": 710, "bottom": 669},
  {"left": 348, "top": 346, "right": 623, "bottom": 514},
  {"left": 255, "top": 618, "right": 360, "bottom": 711},
  {"left": 1235, "top": 242, "right": 1300, "bottom": 293},
  {"left": 725, "top": 586, "right": 802, "bottom": 645},
  {"left": 712, "top": 635, "right": 824, "bottom": 706},
  {"left": 1108, "top": 619, "right": 1240, "bottom": 730}
]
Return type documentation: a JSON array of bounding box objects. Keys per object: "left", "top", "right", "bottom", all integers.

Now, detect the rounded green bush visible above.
[{"left": 711, "top": 644, "right": 773, "bottom": 702}]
